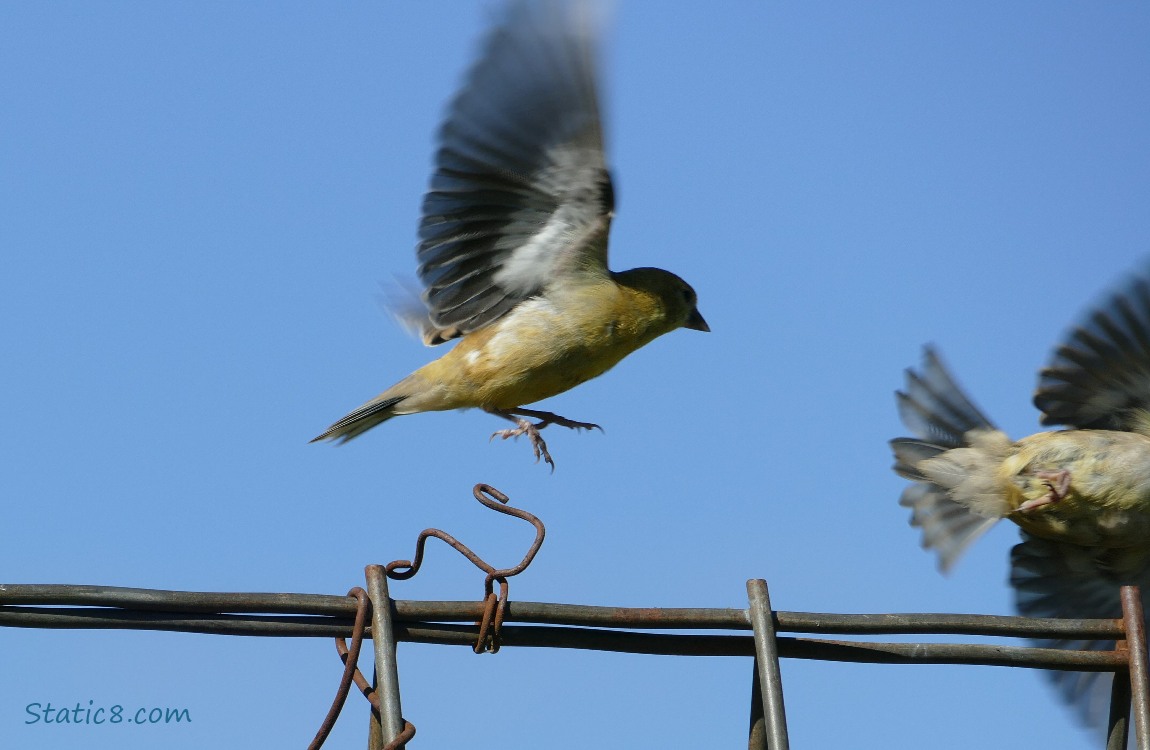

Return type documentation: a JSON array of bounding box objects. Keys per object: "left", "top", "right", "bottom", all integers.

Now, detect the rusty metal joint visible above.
[{"left": 383, "top": 720, "right": 417, "bottom": 750}]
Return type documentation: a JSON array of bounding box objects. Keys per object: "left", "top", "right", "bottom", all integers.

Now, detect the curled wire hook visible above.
[
  {"left": 385, "top": 483, "right": 546, "bottom": 653},
  {"left": 385, "top": 484, "right": 545, "bottom": 582},
  {"left": 308, "top": 587, "right": 370, "bottom": 750}
]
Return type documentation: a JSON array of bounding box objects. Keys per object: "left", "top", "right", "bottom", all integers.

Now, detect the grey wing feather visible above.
[
  {"left": 891, "top": 346, "right": 999, "bottom": 572},
  {"left": 1035, "top": 266, "right": 1150, "bottom": 431},
  {"left": 896, "top": 346, "right": 995, "bottom": 447},
  {"left": 889, "top": 438, "right": 949, "bottom": 480},
  {"left": 417, "top": 0, "right": 613, "bottom": 340},
  {"left": 1010, "top": 533, "right": 1150, "bottom": 727}
]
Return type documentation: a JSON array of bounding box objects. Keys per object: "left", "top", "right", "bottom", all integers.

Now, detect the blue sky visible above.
[{"left": 3, "top": 2, "right": 1150, "bottom": 747}]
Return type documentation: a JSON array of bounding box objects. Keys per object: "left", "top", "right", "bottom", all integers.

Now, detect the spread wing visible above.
[
  {"left": 416, "top": 0, "right": 613, "bottom": 344},
  {"left": 895, "top": 346, "right": 996, "bottom": 452},
  {"left": 1034, "top": 266, "right": 1150, "bottom": 430},
  {"left": 1010, "top": 534, "right": 1150, "bottom": 727}
]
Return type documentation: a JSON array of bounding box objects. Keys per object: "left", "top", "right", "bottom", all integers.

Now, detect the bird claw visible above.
[
  {"left": 490, "top": 419, "right": 556, "bottom": 470},
  {"left": 487, "top": 408, "right": 603, "bottom": 469},
  {"left": 1019, "top": 469, "right": 1071, "bottom": 513}
]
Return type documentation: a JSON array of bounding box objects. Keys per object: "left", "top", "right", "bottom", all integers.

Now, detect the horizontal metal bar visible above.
[
  {"left": 0, "top": 584, "right": 353, "bottom": 614},
  {"left": 0, "top": 607, "right": 352, "bottom": 635},
  {"left": 400, "top": 623, "right": 1128, "bottom": 669},
  {"left": 0, "top": 607, "right": 1128, "bottom": 671},
  {"left": 776, "top": 610, "right": 1120, "bottom": 638},
  {"left": 0, "top": 584, "right": 1123, "bottom": 638}
]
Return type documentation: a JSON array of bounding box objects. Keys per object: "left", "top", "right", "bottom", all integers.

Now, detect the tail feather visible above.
[
  {"left": 898, "top": 483, "right": 998, "bottom": 573},
  {"left": 891, "top": 346, "right": 1003, "bottom": 572},
  {"left": 311, "top": 394, "right": 408, "bottom": 444}
]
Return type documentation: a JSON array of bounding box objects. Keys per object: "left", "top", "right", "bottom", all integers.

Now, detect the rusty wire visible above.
[
  {"left": 333, "top": 638, "right": 418, "bottom": 750},
  {"left": 308, "top": 587, "right": 370, "bottom": 750},
  {"left": 382, "top": 720, "right": 416, "bottom": 750},
  {"left": 334, "top": 650, "right": 418, "bottom": 750},
  {"left": 335, "top": 628, "right": 377, "bottom": 708},
  {"left": 384, "top": 483, "right": 545, "bottom": 653},
  {"left": 308, "top": 586, "right": 419, "bottom": 750}
]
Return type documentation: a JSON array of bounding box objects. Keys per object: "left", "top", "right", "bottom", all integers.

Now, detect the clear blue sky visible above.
[{"left": 3, "top": 2, "right": 1149, "bottom": 748}]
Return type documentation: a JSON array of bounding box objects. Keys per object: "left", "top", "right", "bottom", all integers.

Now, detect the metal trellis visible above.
[
  {"left": 3, "top": 484, "right": 1147, "bottom": 748},
  {"left": 3, "top": 579, "right": 1148, "bottom": 748}
]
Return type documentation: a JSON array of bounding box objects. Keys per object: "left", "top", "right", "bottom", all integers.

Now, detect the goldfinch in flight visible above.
[
  {"left": 891, "top": 262, "right": 1150, "bottom": 726},
  {"left": 312, "top": 0, "right": 708, "bottom": 467}
]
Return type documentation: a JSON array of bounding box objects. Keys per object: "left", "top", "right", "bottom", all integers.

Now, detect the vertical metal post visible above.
[
  {"left": 1121, "top": 586, "right": 1150, "bottom": 750},
  {"left": 746, "top": 579, "right": 790, "bottom": 750},
  {"left": 365, "top": 564, "right": 406, "bottom": 749},
  {"left": 366, "top": 672, "right": 383, "bottom": 750},
  {"left": 748, "top": 659, "right": 767, "bottom": 750},
  {"left": 1107, "top": 670, "right": 1132, "bottom": 750}
]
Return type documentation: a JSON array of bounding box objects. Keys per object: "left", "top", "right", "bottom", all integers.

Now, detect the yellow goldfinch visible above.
[
  {"left": 312, "top": 0, "right": 708, "bottom": 468},
  {"left": 890, "top": 264, "right": 1150, "bottom": 726}
]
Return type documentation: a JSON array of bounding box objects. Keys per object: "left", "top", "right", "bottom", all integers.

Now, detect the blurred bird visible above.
[
  {"left": 312, "top": 0, "right": 708, "bottom": 468},
  {"left": 890, "top": 264, "right": 1150, "bottom": 726}
]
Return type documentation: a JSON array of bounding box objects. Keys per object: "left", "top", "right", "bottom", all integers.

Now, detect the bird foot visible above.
[
  {"left": 490, "top": 419, "right": 557, "bottom": 470},
  {"left": 1019, "top": 469, "right": 1071, "bottom": 512},
  {"left": 487, "top": 408, "right": 603, "bottom": 469}
]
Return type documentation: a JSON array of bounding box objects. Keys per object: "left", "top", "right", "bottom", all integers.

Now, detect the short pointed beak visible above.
[{"left": 685, "top": 307, "right": 710, "bottom": 332}]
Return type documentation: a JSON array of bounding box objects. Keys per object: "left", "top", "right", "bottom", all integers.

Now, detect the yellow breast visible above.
[
  {"left": 1005, "top": 430, "right": 1150, "bottom": 547},
  {"left": 413, "top": 280, "right": 678, "bottom": 411}
]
